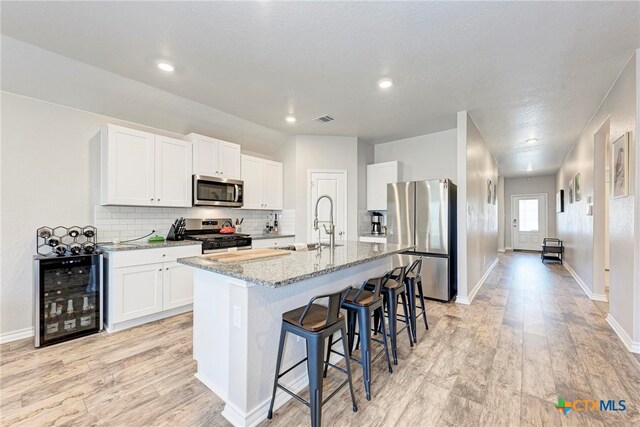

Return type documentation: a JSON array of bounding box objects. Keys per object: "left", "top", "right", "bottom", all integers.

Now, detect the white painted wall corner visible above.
[
  {"left": 563, "top": 261, "right": 608, "bottom": 302},
  {"left": 456, "top": 257, "right": 498, "bottom": 305},
  {"left": 606, "top": 313, "right": 640, "bottom": 354}
]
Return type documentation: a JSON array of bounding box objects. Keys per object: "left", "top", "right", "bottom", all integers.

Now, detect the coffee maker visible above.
[{"left": 370, "top": 212, "right": 383, "bottom": 235}]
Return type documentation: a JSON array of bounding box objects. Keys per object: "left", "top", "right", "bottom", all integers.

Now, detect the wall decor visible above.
[
  {"left": 487, "top": 179, "right": 493, "bottom": 204},
  {"left": 556, "top": 189, "right": 564, "bottom": 213},
  {"left": 492, "top": 182, "right": 497, "bottom": 205},
  {"left": 612, "top": 132, "right": 629, "bottom": 198},
  {"left": 568, "top": 178, "right": 574, "bottom": 204},
  {"left": 574, "top": 173, "right": 582, "bottom": 201}
]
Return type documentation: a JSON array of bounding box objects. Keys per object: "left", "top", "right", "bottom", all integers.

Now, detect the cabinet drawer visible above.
[{"left": 108, "top": 245, "right": 202, "bottom": 268}]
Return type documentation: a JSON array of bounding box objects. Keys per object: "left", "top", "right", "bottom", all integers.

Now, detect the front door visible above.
[
  {"left": 512, "top": 195, "right": 547, "bottom": 251},
  {"left": 308, "top": 170, "right": 347, "bottom": 244}
]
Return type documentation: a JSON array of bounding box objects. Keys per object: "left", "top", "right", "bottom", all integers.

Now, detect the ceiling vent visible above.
[{"left": 314, "top": 115, "right": 334, "bottom": 123}]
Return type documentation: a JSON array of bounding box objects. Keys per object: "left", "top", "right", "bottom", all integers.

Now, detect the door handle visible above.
[{"left": 338, "top": 231, "right": 344, "bottom": 236}]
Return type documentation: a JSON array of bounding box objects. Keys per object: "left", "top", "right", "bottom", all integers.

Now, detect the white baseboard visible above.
[
  {"left": 456, "top": 257, "right": 498, "bottom": 305},
  {"left": 505, "top": 247, "right": 513, "bottom": 251},
  {"left": 498, "top": 248, "right": 506, "bottom": 253},
  {"left": 563, "top": 262, "right": 608, "bottom": 302},
  {"left": 221, "top": 370, "right": 308, "bottom": 427},
  {"left": 606, "top": 313, "right": 640, "bottom": 354},
  {"left": 0, "top": 327, "right": 34, "bottom": 344}
]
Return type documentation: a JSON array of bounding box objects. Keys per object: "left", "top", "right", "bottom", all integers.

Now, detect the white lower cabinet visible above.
[
  {"left": 114, "top": 263, "right": 163, "bottom": 322},
  {"left": 162, "top": 261, "right": 194, "bottom": 310},
  {"left": 104, "top": 245, "right": 201, "bottom": 332}
]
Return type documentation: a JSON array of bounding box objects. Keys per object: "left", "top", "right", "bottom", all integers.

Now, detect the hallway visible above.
[{"left": 1, "top": 253, "right": 639, "bottom": 426}]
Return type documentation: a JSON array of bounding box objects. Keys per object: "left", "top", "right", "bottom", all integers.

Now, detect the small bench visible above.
[{"left": 541, "top": 238, "right": 563, "bottom": 264}]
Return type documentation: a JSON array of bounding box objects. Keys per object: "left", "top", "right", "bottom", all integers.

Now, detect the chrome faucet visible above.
[{"left": 313, "top": 194, "right": 336, "bottom": 251}]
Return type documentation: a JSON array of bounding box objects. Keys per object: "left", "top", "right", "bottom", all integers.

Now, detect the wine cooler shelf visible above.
[{"left": 36, "top": 225, "right": 98, "bottom": 256}]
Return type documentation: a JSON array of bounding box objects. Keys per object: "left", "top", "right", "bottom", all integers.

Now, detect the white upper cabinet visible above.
[
  {"left": 186, "top": 133, "right": 241, "bottom": 180},
  {"left": 241, "top": 155, "right": 283, "bottom": 210},
  {"left": 101, "top": 124, "right": 192, "bottom": 207},
  {"left": 155, "top": 135, "right": 192, "bottom": 207},
  {"left": 101, "top": 125, "right": 155, "bottom": 206},
  {"left": 367, "top": 161, "right": 402, "bottom": 211}
]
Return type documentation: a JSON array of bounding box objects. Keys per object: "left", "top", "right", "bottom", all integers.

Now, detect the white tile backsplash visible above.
[{"left": 94, "top": 206, "right": 295, "bottom": 243}]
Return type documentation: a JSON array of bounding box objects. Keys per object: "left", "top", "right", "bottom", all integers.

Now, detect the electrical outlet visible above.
[{"left": 233, "top": 305, "right": 241, "bottom": 328}]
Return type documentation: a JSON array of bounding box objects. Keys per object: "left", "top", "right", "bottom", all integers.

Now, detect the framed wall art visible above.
[
  {"left": 574, "top": 173, "right": 582, "bottom": 202},
  {"left": 612, "top": 132, "right": 629, "bottom": 198},
  {"left": 556, "top": 189, "right": 564, "bottom": 213},
  {"left": 568, "top": 178, "right": 574, "bottom": 204}
]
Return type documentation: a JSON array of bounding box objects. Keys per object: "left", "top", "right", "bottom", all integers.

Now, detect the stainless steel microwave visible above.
[{"left": 193, "top": 175, "right": 243, "bottom": 207}]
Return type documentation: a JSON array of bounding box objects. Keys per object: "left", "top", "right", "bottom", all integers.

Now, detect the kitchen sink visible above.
[{"left": 277, "top": 243, "right": 343, "bottom": 251}]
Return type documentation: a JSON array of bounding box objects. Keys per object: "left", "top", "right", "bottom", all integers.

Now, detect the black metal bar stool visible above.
[
  {"left": 367, "top": 266, "right": 413, "bottom": 365},
  {"left": 267, "top": 286, "right": 357, "bottom": 427},
  {"left": 336, "top": 276, "right": 393, "bottom": 401},
  {"left": 404, "top": 257, "right": 429, "bottom": 343}
]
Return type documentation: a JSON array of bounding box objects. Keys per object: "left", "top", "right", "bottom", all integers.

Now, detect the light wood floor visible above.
[{"left": 2, "top": 252, "right": 640, "bottom": 426}]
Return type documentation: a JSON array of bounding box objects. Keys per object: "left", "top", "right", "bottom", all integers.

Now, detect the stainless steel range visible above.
[{"left": 184, "top": 218, "right": 252, "bottom": 253}]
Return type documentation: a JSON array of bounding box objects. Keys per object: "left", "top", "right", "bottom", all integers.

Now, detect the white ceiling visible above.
[{"left": 1, "top": 1, "right": 638, "bottom": 177}]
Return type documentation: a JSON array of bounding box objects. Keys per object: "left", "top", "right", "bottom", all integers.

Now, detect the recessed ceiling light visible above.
[
  {"left": 525, "top": 138, "right": 538, "bottom": 144},
  {"left": 526, "top": 165, "right": 533, "bottom": 172},
  {"left": 378, "top": 78, "right": 393, "bottom": 89},
  {"left": 157, "top": 62, "right": 175, "bottom": 72},
  {"left": 285, "top": 116, "right": 296, "bottom": 123}
]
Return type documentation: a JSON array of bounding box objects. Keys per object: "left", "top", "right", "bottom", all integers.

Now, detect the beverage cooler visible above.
[{"left": 33, "top": 254, "right": 103, "bottom": 347}]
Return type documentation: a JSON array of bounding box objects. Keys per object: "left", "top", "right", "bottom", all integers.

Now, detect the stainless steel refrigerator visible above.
[{"left": 387, "top": 179, "right": 457, "bottom": 301}]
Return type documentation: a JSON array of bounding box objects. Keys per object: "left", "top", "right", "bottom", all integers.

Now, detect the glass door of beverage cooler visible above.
[{"left": 34, "top": 254, "right": 103, "bottom": 347}]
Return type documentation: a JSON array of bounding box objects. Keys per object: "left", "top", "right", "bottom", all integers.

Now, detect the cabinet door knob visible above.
[
  {"left": 158, "top": 268, "right": 162, "bottom": 271},
  {"left": 162, "top": 254, "right": 166, "bottom": 257},
  {"left": 166, "top": 268, "right": 169, "bottom": 271},
  {"left": 150, "top": 198, "right": 154, "bottom": 201}
]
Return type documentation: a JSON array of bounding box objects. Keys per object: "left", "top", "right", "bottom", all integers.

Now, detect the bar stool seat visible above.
[
  {"left": 369, "top": 277, "right": 402, "bottom": 290},
  {"left": 283, "top": 304, "right": 344, "bottom": 331},
  {"left": 344, "top": 289, "right": 376, "bottom": 306}
]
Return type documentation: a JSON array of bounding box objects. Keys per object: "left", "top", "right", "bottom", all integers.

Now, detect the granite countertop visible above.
[
  {"left": 250, "top": 233, "right": 295, "bottom": 240},
  {"left": 177, "top": 241, "right": 414, "bottom": 287},
  {"left": 98, "top": 240, "right": 202, "bottom": 252}
]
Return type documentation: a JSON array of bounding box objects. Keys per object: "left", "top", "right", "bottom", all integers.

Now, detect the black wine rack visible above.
[{"left": 36, "top": 225, "right": 98, "bottom": 256}]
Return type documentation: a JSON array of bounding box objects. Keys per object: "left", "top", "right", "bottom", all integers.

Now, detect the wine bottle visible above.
[
  {"left": 80, "top": 296, "right": 93, "bottom": 327},
  {"left": 46, "top": 303, "right": 59, "bottom": 335},
  {"left": 55, "top": 291, "right": 64, "bottom": 317},
  {"left": 63, "top": 299, "right": 77, "bottom": 332}
]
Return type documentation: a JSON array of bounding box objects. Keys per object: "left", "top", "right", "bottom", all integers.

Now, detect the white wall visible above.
[
  {"left": 0, "top": 90, "right": 290, "bottom": 340},
  {"left": 374, "top": 129, "right": 457, "bottom": 183},
  {"left": 556, "top": 51, "right": 639, "bottom": 346},
  {"left": 503, "top": 175, "right": 557, "bottom": 248},
  {"left": 1, "top": 36, "right": 287, "bottom": 155},
  {"left": 274, "top": 135, "right": 361, "bottom": 242},
  {"left": 456, "top": 111, "right": 499, "bottom": 304}
]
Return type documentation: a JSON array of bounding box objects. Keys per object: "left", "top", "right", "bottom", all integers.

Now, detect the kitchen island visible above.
[{"left": 177, "top": 241, "right": 413, "bottom": 427}]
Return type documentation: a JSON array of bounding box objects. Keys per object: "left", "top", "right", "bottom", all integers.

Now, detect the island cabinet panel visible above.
[
  {"left": 101, "top": 124, "right": 192, "bottom": 207},
  {"left": 104, "top": 245, "right": 201, "bottom": 332}
]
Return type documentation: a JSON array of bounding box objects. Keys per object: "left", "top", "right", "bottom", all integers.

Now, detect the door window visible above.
[{"left": 518, "top": 199, "right": 539, "bottom": 232}]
